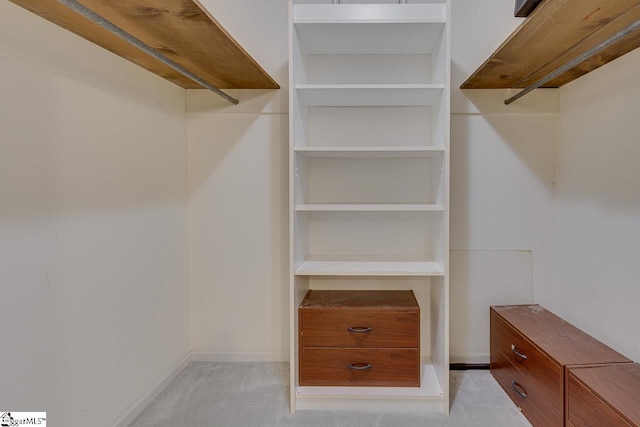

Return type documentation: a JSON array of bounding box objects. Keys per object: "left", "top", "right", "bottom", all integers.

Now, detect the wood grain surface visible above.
[
  {"left": 491, "top": 305, "right": 630, "bottom": 367},
  {"left": 299, "top": 348, "right": 419, "bottom": 387},
  {"left": 299, "top": 290, "right": 420, "bottom": 387},
  {"left": 491, "top": 349, "right": 563, "bottom": 427},
  {"left": 491, "top": 305, "right": 633, "bottom": 427},
  {"left": 491, "top": 310, "right": 563, "bottom": 411},
  {"left": 567, "top": 364, "right": 640, "bottom": 426},
  {"left": 299, "top": 290, "right": 419, "bottom": 310},
  {"left": 300, "top": 309, "right": 419, "bottom": 348},
  {"left": 462, "top": 0, "right": 640, "bottom": 88},
  {"left": 9, "top": 0, "right": 279, "bottom": 89}
]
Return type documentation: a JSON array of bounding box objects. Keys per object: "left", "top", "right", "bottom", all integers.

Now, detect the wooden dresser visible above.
[
  {"left": 567, "top": 363, "right": 640, "bottom": 427},
  {"left": 490, "top": 305, "right": 631, "bottom": 427},
  {"left": 299, "top": 290, "right": 420, "bottom": 387}
]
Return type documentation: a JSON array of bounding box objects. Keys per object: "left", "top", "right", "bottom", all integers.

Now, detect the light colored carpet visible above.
[{"left": 129, "top": 362, "right": 532, "bottom": 427}]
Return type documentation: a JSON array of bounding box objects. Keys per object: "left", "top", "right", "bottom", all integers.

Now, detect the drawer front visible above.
[
  {"left": 300, "top": 309, "right": 419, "bottom": 348},
  {"left": 299, "top": 348, "right": 419, "bottom": 387},
  {"left": 492, "top": 350, "right": 563, "bottom": 427},
  {"left": 491, "top": 311, "right": 563, "bottom": 411},
  {"left": 567, "top": 372, "right": 633, "bottom": 427}
]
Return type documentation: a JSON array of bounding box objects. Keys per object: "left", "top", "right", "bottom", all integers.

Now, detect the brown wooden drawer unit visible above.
[
  {"left": 567, "top": 363, "right": 640, "bottom": 427},
  {"left": 491, "top": 305, "right": 631, "bottom": 427},
  {"left": 299, "top": 290, "right": 420, "bottom": 387},
  {"left": 491, "top": 345, "right": 563, "bottom": 427},
  {"left": 300, "top": 348, "right": 419, "bottom": 387},
  {"left": 492, "top": 313, "right": 563, "bottom": 411}
]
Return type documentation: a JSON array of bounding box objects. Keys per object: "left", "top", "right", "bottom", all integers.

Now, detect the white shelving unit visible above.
[{"left": 289, "top": 0, "right": 450, "bottom": 414}]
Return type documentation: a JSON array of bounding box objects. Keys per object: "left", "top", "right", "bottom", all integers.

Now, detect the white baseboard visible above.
[
  {"left": 111, "top": 353, "right": 191, "bottom": 427},
  {"left": 191, "top": 351, "right": 289, "bottom": 363}
]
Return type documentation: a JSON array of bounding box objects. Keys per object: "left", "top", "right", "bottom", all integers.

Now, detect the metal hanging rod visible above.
[
  {"left": 56, "top": 0, "right": 239, "bottom": 105},
  {"left": 505, "top": 18, "right": 640, "bottom": 105}
]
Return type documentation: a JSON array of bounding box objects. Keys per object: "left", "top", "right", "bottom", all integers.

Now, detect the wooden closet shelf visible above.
[
  {"left": 462, "top": 0, "right": 640, "bottom": 89},
  {"left": 9, "top": 0, "right": 279, "bottom": 90}
]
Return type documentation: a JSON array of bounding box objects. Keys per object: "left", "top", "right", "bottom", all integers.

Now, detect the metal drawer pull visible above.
[
  {"left": 347, "top": 326, "right": 373, "bottom": 333},
  {"left": 348, "top": 363, "right": 373, "bottom": 371},
  {"left": 511, "top": 344, "right": 528, "bottom": 360},
  {"left": 511, "top": 380, "right": 528, "bottom": 398}
]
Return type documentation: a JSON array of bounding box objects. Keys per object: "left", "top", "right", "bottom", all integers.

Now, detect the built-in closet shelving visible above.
[{"left": 288, "top": 0, "right": 450, "bottom": 413}]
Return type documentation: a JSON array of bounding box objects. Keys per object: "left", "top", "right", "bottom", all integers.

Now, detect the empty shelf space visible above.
[
  {"left": 294, "top": 3, "right": 447, "bottom": 24},
  {"left": 297, "top": 156, "right": 442, "bottom": 205},
  {"left": 294, "top": 146, "right": 444, "bottom": 158},
  {"left": 294, "top": 4, "right": 445, "bottom": 55},
  {"left": 296, "top": 84, "right": 444, "bottom": 107},
  {"left": 296, "top": 204, "right": 444, "bottom": 212},
  {"left": 295, "top": 257, "right": 445, "bottom": 277}
]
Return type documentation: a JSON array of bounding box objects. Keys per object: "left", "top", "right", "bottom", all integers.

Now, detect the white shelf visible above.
[
  {"left": 296, "top": 84, "right": 444, "bottom": 106},
  {"left": 295, "top": 146, "right": 444, "bottom": 158},
  {"left": 294, "top": 4, "right": 446, "bottom": 55},
  {"left": 296, "top": 360, "right": 444, "bottom": 411},
  {"left": 295, "top": 256, "right": 445, "bottom": 276},
  {"left": 296, "top": 204, "right": 444, "bottom": 212}
]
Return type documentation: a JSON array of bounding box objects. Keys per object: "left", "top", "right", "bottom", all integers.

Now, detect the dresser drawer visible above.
[
  {"left": 567, "top": 364, "right": 640, "bottom": 427},
  {"left": 492, "top": 349, "right": 563, "bottom": 427},
  {"left": 567, "top": 371, "right": 632, "bottom": 427},
  {"left": 300, "top": 309, "right": 418, "bottom": 348},
  {"left": 299, "top": 348, "right": 419, "bottom": 387},
  {"left": 491, "top": 310, "right": 563, "bottom": 411}
]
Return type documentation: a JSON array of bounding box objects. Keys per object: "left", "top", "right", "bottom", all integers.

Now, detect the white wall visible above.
[
  {"left": 188, "top": 110, "right": 289, "bottom": 360},
  {"left": 552, "top": 47, "right": 640, "bottom": 362},
  {"left": 187, "top": 0, "right": 289, "bottom": 361},
  {"left": 0, "top": 3, "right": 190, "bottom": 426},
  {"left": 186, "top": 0, "right": 558, "bottom": 364},
  {"left": 449, "top": 0, "right": 557, "bottom": 363}
]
